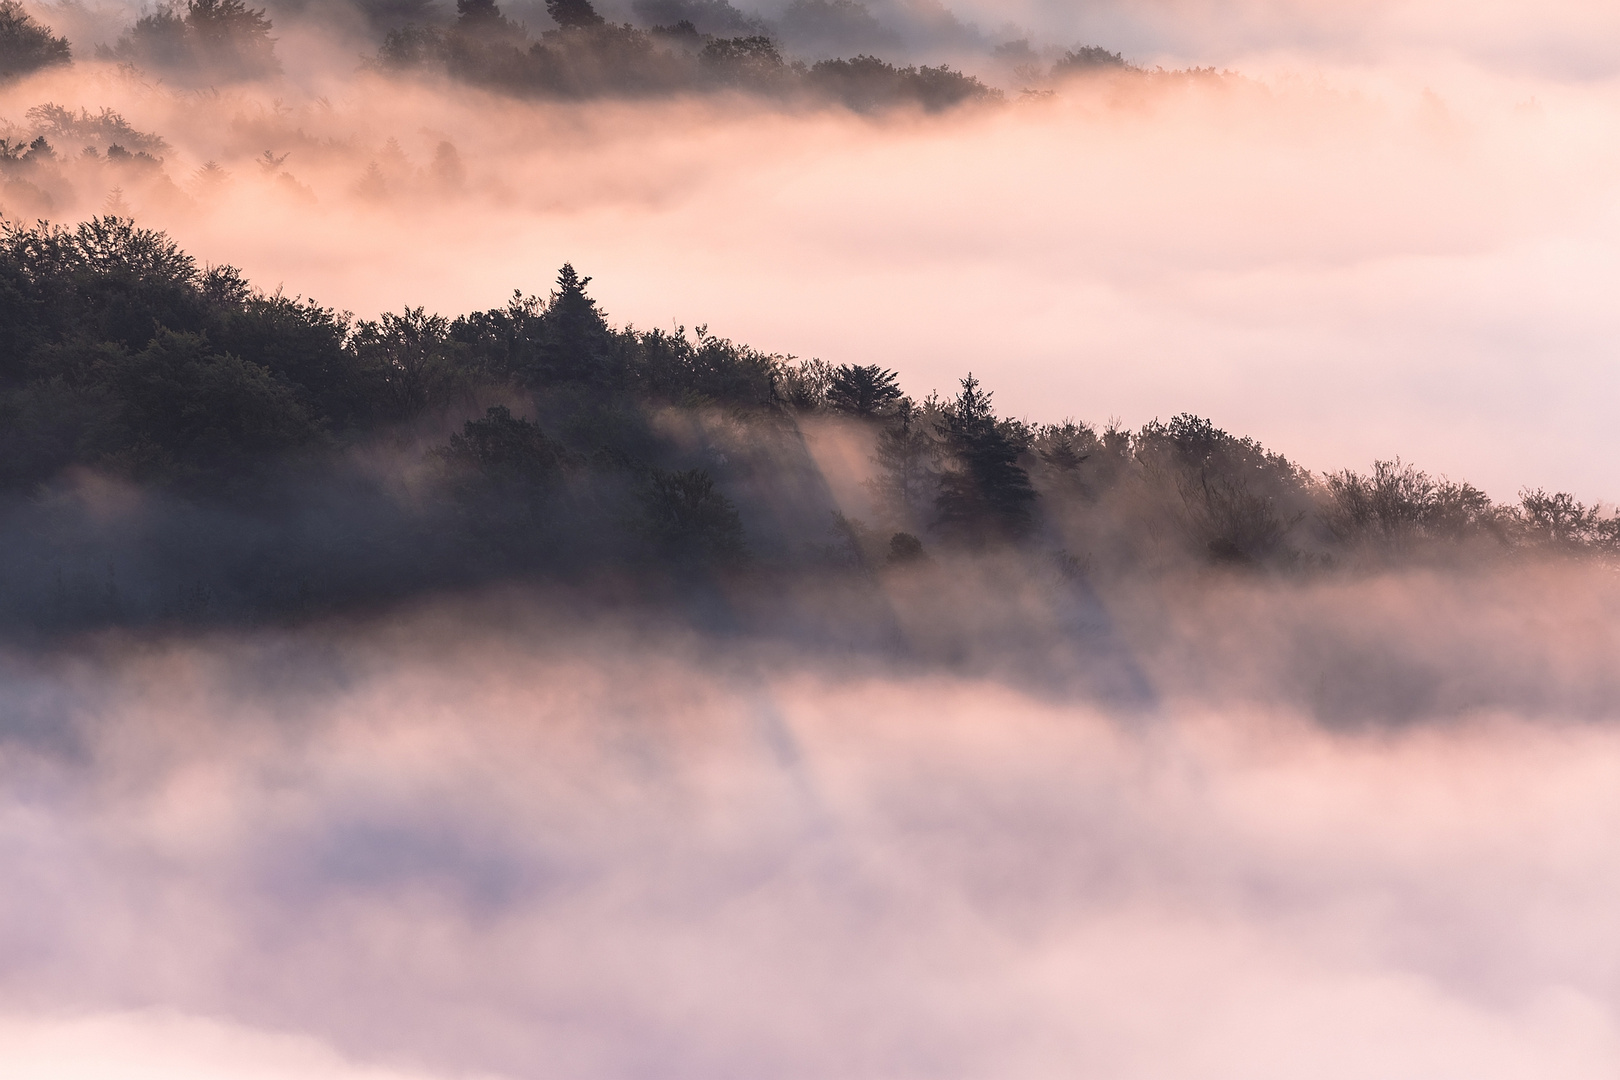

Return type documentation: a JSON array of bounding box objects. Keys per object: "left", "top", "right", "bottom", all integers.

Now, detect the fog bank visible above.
[{"left": 4, "top": 568, "right": 1620, "bottom": 1079}]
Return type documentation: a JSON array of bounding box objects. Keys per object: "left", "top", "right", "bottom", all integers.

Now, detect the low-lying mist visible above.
[{"left": 4, "top": 571, "right": 1620, "bottom": 1079}]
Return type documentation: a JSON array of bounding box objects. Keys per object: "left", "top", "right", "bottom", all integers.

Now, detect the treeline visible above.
[
  {"left": 0, "top": 104, "right": 175, "bottom": 221},
  {"left": 0, "top": 0, "right": 998, "bottom": 113},
  {"left": 789, "top": 370, "right": 1617, "bottom": 568},
  {"left": 0, "top": 0, "right": 68, "bottom": 81},
  {"left": 0, "top": 0, "right": 1176, "bottom": 113},
  {"left": 0, "top": 217, "right": 1614, "bottom": 634},
  {"left": 376, "top": 0, "right": 998, "bottom": 111}
]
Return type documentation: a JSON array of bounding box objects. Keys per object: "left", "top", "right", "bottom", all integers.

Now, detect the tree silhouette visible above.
[
  {"left": 351, "top": 307, "right": 463, "bottom": 418},
  {"left": 828, "top": 363, "right": 901, "bottom": 416},
  {"left": 547, "top": 0, "right": 605, "bottom": 28},
  {"left": 933, "top": 374, "right": 1035, "bottom": 539},
  {"left": 0, "top": 0, "right": 69, "bottom": 79},
  {"left": 534, "top": 263, "right": 613, "bottom": 384},
  {"left": 105, "top": 0, "right": 278, "bottom": 79}
]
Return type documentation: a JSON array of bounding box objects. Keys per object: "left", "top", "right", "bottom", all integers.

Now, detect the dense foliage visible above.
[
  {"left": 101, "top": 0, "right": 279, "bottom": 81},
  {"left": 0, "top": 0, "right": 1163, "bottom": 114},
  {"left": 375, "top": 0, "right": 998, "bottom": 111},
  {"left": 1, "top": 217, "right": 1615, "bottom": 635},
  {"left": 0, "top": 0, "right": 69, "bottom": 81}
]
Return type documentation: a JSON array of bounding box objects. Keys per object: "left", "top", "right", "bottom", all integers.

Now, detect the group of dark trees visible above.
[
  {"left": 101, "top": 0, "right": 279, "bottom": 81},
  {"left": 0, "top": 0, "right": 1151, "bottom": 112},
  {"left": 375, "top": 0, "right": 998, "bottom": 111},
  {"left": 2, "top": 0, "right": 280, "bottom": 84},
  {"left": 0, "top": 104, "right": 172, "bottom": 218},
  {"left": 1, "top": 216, "right": 1613, "bottom": 634},
  {"left": 0, "top": 0, "right": 69, "bottom": 80},
  {"left": 0, "top": 0, "right": 277, "bottom": 84},
  {"left": 0, "top": 0, "right": 999, "bottom": 112}
]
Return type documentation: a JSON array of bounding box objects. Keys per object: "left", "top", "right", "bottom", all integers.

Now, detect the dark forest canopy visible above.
[
  {"left": 0, "top": 0, "right": 69, "bottom": 81},
  {"left": 373, "top": 0, "right": 1000, "bottom": 111},
  {"left": 0, "top": 217, "right": 1616, "bottom": 636},
  {"left": 101, "top": 0, "right": 279, "bottom": 81},
  {"left": 0, "top": 0, "right": 1175, "bottom": 113}
]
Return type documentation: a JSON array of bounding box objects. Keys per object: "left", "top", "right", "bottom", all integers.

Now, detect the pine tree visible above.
[
  {"left": 933, "top": 374, "right": 1035, "bottom": 539},
  {"left": 827, "top": 363, "right": 902, "bottom": 416},
  {"left": 536, "top": 263, "right": 613, "bottom": 384}
]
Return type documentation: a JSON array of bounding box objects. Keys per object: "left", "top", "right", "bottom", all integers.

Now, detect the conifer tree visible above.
[
  {"left": 536, "top": 263, "right": 613, "bottom": 384},
  {"left": 827, "top": 363, "right": 902, "bottom": 417},
  {"left": 933, "top": 374, "right": 1035, "bottom": 539}
]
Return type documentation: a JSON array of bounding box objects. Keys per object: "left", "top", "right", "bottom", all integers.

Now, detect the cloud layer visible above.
[{"left": 4, "top": 567, "right": 1620, "bottom": 1079}]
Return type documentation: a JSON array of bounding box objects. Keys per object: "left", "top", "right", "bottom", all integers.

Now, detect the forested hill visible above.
[
  {"left": 0, "top": 0, "right": 1122, "bottom": 113},
  {"left": 0, "top": 216, "right": 1614, "bottom": 637}
]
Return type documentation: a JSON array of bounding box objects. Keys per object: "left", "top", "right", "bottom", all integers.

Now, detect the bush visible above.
[
  {"left": 807, "top": 55, "right": 997, "bottom": 112},
  {"left": 1137, "top": 413, "right": 1309, "bottom": 563}
]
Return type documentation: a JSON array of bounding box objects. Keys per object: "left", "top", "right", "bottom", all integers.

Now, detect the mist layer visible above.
[{"left": 4, "top": 574, "right": 1620, "bottom": 1079}]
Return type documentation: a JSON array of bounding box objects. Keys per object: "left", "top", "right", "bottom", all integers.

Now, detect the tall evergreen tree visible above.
[
  {"left": 535, "top": 262, "right": 614, "bottom": 384},
  {"left": 933, "top": 374, "right": 1035, "bottom": 539}
]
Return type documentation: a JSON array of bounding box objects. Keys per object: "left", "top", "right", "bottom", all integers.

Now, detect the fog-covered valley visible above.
[{"left": 3, "top": 0, "right": 1620, "bottom": 1075}]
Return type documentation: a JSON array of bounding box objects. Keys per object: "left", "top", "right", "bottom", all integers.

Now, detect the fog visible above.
[
  {"left": 3, "top": 0, "right": 1620, "bottom": 1074},
  {"left": 4, "top": 565, "right": 1620, "bottom": 1080},
  {"left": 945, "top": 0, "right": 1620, "bottom": 75}
]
